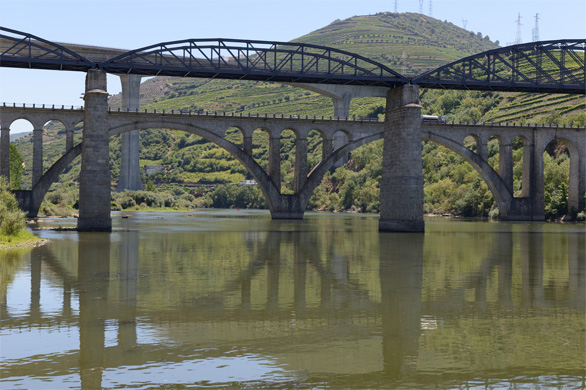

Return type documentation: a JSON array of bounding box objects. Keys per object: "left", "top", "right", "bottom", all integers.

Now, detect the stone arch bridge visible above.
[{"left": 1, "top": 103, "right": 583, "bottom": 226}]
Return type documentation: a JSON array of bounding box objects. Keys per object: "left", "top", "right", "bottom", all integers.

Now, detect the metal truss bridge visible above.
[{"left": 1, "top": 27, "right": 584, "bottom": 94}]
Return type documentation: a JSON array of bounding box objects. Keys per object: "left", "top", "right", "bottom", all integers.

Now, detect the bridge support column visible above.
[
  {"left": 332, "top": 95, "right": 352, "bottom": 167},
  {"left": 0, "top": 128, "right": 9, "bottom": 182},
  {"left": 532, "top": 143, "right": 546, "bottom": 220},
  {"left": 243, "top": 135, "right": 253, "bottom": 156},
  {"left": 65, "top": 125, "right": 74, "bottom": 152},
  {"left": 32, "top": 127, "right": 43, "bottom": 186},
  {"left": 322, "top": 134, "right": 333, "bottom": 162},
  {"left": 379, "top": 85, "right": 424, "bottom": 233},
  {"left": 294, "top": 137, "right": 308, "bottom": 193},
  {"left": 499, "top": 138, "right": 513, "bottom": 194},
  {"left": 116, "top": 74, "right": 143, "bottom": 192},
  {"left": 78, "top": 70, "right": 112, "bottom": 232},
  {"left": 268, "top": 134, "right": 281, "bottom": 193}
]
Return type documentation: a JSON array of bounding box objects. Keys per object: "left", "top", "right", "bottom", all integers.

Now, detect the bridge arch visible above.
[
  {"left": 423, "top": 132, "right": 513, "bottom": 218},
  {"left": 108, "top": 120, "right": 282, "bottom": 215},
  {"left": 540, "top": 135, "right": 584, "bottom": 216}
]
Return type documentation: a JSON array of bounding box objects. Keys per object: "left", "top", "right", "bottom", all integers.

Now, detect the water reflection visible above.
[
  {"left": 1, "top": 214, "right": 584, "bottom": 389},
  {"left": 380, "top": 233, "right": 423, "bottom": 380}
]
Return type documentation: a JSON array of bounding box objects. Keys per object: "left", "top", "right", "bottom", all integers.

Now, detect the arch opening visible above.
[
  {"left": 542, "top": 138, "right": 578, "bottom": 220},
  {"left": 8, "top": 119, "right": 33, "bottom": 190},
  {"left": 422, "top": 139, "right": 496, "bottom": 218}
]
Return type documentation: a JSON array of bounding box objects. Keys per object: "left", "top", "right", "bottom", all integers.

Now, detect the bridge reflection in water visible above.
[{"left": 1, "top": 213, "right": 584, "bottom": 388}]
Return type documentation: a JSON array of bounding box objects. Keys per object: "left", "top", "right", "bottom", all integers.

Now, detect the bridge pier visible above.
[
  {"left": 379, "top": 85, "right": 424, "bottom": 233},
  {"left": 78, "top": 70, "right": 112, "bottom": 232},
  {"left": 116, "top": 74, "right": 143, "bottom": 192}
]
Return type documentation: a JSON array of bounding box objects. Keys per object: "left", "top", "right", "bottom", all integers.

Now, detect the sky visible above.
[{"left": 1, "top": 0, "right": 585, "bottom": 132}]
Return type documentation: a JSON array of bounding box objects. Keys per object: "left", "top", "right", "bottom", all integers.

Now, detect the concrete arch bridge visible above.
[
  {"left": 1, "top": 104, "right": 583, "bottom": 225},
  {"left": 0, "top": 27, "right": 584, "bottom": 231}
]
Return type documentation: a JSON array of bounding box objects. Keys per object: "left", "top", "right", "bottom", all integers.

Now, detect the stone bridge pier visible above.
[
  {"left": 379, "top": 85, "right": 424, "bottom": 232},
  {"left": 78, "top": 70, "right": 112, "bottom": 232}
]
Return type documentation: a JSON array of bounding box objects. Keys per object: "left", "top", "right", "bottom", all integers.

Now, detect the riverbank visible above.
[{"left": 0, "top": 230, "right": 49, "bottom": 252}]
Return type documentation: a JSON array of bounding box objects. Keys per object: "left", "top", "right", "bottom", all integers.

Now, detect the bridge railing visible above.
[
  {"left": 2, "top": 102, "right": 83, "bottom": 110},
  {"left": 2, "top": 103, "right": 585, "bottom": 129}
]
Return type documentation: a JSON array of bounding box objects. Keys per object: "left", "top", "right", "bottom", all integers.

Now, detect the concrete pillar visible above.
[
  {"left": 532, "top": 144, "right": 545, "bottom": 220},
  {"left": 0, "top": 128, "right": 10, "bottom": 182},
  {"left": 498, "top": 138, "right": 514, "bottom": 195},
  {"left": 332, "top": 95, "right": 352, "bottom": 167},
  {"left": 116, "top": 74, "right": 143, "bottom": 192},
  {"left": 65, "top": 125, "right": 74, "bottom": 152},
  {"left": 520, "top": 138, "right": 533, "bottom": 198},
  {"left": 243, "top": 135, "right": 253, "bottom": 156},
  {"left": 294, "top": 137, "right": 308, "bottom": 193},
  {"left": 32, "top": 127, "right": 43, "bottom": 186},
  {"left": 478, "top": 136, "right": 489, "bottom": 163},
  {"left": 567, "top": 147, "right": 582, "bottom": 215},
  {"left": 78, "top": 70, "right": 112, "bottom": 232},
  {"left": 322, "top": 134, "right": 333, "bottom": 162},
  {"left": 379, "top": 85, "right": 424, "bottom": 233},
  {"left": 268, "top": 134, "right": 281, "bottom": 192}
]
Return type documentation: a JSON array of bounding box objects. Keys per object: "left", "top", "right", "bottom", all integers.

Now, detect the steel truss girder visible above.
[
  {"left": 412, "top": 39, "right": 586, "bottom": 94},
  {"left": 0, "top": 27, "right": 95, "bottom": 71},
  {"left": 0, "top": 26, "right": 584, "bottom": 94},
  {"left": 97, "top": 38, "right": 408, "bottom": 87}
]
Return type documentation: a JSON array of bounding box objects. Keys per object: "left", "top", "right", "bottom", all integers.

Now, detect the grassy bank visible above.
[{"left": 0, "top": 229, "right": 47, "bottom": 252}]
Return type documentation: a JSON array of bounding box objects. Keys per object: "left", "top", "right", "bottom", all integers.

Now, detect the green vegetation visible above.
[
  {"left": 9, "top": 12, "right": 585, "bottom": 221},
  {"left": 0, "top": 177, "right": 40, "bottom": 250}
]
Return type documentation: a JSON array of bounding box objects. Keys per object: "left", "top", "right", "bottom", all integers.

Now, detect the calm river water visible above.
[{"left": 1, "top": 210, "right": 584, "bottom": 389}]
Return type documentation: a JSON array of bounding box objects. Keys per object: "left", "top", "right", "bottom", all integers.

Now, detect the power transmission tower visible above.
[
  {"left": 515, "top": 12, "right": 523, "bottom": 44},
  {"left": 419, "top": 0, "right": 424, "bottom": 14},
  {"left": 395, "top": 0, "right": 398, "bottom": 13},
  {"left": 429, "top": 0, "right": 432, "bottom": 17},
  {"left": 462, "top": 19, "right": 468, "bottom": 29},
  {"left": 532, "top": 13, "right": 540, "bottom": 41}
]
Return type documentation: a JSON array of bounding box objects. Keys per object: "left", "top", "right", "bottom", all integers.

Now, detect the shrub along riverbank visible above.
[{"left": 0, "top": 177, "right": 43, "bottom": 251}]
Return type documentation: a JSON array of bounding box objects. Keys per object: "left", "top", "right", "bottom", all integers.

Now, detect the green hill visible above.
[{"left": 11, "top": 12, "right": 585, "bottom": 220}]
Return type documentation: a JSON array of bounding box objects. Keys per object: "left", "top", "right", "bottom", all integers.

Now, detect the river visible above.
[{"left": 1, "top": 210, "right": 584, "bottom": 389}]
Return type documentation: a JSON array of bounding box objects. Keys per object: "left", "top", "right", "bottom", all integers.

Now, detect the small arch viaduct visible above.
[{"left": 0, "top": 27, "right": 584, "bottom": 232}]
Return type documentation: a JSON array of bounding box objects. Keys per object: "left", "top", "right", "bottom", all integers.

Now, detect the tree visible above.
[
  {"left": 9, "top": 144, "right": 24, "bottom": 190},
  {"left": 0, "top": 177, "right": 26, "bottom": 236}
]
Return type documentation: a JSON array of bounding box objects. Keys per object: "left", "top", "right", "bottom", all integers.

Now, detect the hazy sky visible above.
[{"left": 1, "top": 0, "right": 585, "bottom": 132}]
